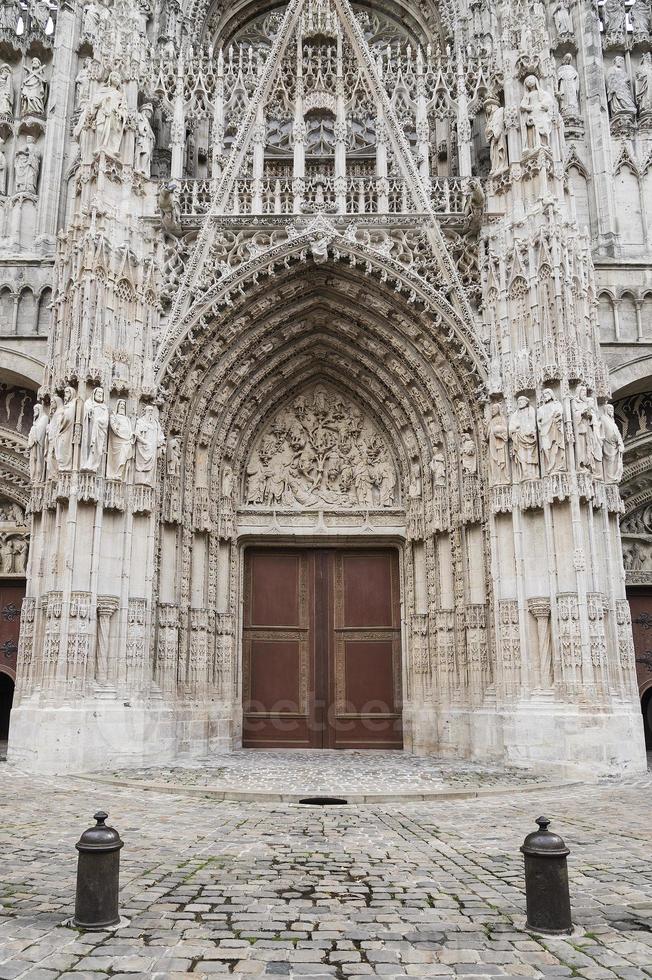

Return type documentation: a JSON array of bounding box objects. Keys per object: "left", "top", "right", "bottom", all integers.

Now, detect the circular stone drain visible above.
[{"left": 299, "top": 796, "right": 348, "bottom": 806}]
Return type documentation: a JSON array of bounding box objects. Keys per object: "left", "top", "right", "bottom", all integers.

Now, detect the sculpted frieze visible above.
[{"left": 244, "top": 384, "right": 398, "bottom": 510}]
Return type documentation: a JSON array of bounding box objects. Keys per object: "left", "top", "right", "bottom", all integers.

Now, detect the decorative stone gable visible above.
[{"left": 244, "top": 384, "right": 398, "bottom": 510}]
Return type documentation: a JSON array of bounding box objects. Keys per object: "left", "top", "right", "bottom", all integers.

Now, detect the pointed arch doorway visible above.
[{"left": 242, "top": 546, "right": 403, "bottom": 749}]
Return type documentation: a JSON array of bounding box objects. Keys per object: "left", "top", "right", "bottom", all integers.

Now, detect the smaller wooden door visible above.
[{"left": 242, "top": 548, "right": 402, "bottom": 749}]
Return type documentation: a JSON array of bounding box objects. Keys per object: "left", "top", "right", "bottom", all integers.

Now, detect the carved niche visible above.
[{"left": 243, "top": 384, "right": 399, "bottom": 510}]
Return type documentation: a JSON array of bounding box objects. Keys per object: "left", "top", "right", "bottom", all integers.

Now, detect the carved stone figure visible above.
[
  {"left": 135, "top": 104, "right": 155, "bottom": 176},
  {"left": 509, "top": 395, "right": 539, "bottom": 482},
  {"left": 82, "top": 1, "right": 100, "bottom": 37},
  {"left": 221, "top": 465, "right": 234, "bottom": 497},
  {"left": 572, "top": 385, "right": 603, "bottom": 475},
  {"left": 244, "top": 384, "right": 397, "bottom": 509},
  {"left": 134, "top": 404, "right": 165, "bottom": 486},
  {"left": 14, "top": 137, "right": 41, "bottom": 195},
  {"left": 81, "top": 386, "right": 109, "bottom": 473},
  {"left": 630, "top": 0, "right": 651, "bottom": 35},
  {"left": 521, "top": 75, "right": 556, "bottom": 151},
  {"left": 557, "top": 55, "right": 580, "bottom": 119},
  {"left": 601, "top": 404, "right": 624, "bottom": 483},
  {"left": 75, "top": 58, "right": 92, "bottom": 111},
  {"left": 0, "top": 137, "right": 7, "bottom": 195},
  {"left": 75, "top": 70, "right": 127, "bottom": 158},
  {"left": 553, "top": 0, "right": 573, "bottom": 35},
  {"left": 27, "top": 402, "right": 48, "bottom": 483},
  {"left": 0, "top": 535, "right": 13, "bottom": 573},
  {"left": 460, "top": 432, "right": 478, "bottom": 475},
  {"left": 0, "top": 500, "right": 25, "bottom": 523},
  {"left": 486, "top": 402, "right": 510, "bottom": 486},
  {"left": 55, "top": 386, "right": 79, "bottom": 472},
  {"left": 430, "top": 446, "right": 446, "bottom": 487},
  {"left": 107, "top": 399, "right": 134, "bottom": 481},
  {"left": 158, "top": 181, "right": 182, "bottom": 236},
  {"left": 606, "top": 57, "right": 637, "bottom": 123},
  {"left": 485, "top": 98, "right": 507, "bottom": 172},
  {"left": 166, "top": 435, "right": 181, "bottom": 477},
  {"left": 14, "top": 536, "right": 27, "bottom": 572},
  {"left": 0, "top": 64, "right": 13, "bottom": 116},
  {"left": 603, "top": 0, "right": 626, "bottom": 35},
  {"left": 32, "top": 0, "right": 51, "bottom": 34},
  {"left": 46, "top": 394, "right": 63, "bottom": 477},
  {"left": 537, "top": 389, "right": 566, "bottom": 476},
  {"left": 636, "top": 52, "right": 652, "bottom": 120},
  {"left": 21, "top": 57, "right": 46, "bottom": 117}
]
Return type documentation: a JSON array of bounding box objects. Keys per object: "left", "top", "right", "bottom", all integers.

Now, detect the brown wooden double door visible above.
[{"left": 243, "top": 548, "right": 403, "bottom": 749}]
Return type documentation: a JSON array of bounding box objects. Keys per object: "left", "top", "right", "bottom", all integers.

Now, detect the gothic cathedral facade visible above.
[{"left": 0, "top": 0, "right": 650, "bottom": 774}]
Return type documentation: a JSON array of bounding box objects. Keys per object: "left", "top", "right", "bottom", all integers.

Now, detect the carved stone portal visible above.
[{"left": 244, "top": 384, "right": 399, "bottom": 510}]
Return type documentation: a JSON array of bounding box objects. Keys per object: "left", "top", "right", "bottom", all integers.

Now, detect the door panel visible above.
[
  {"left": 0, "top": 583, "right": 23, "bottom": 681},
  {"left": 330, "top": 551, "right": 402, "bottom": 748},
  {"left": 242, "top": 547, "right": 403, "bottom": 749},
  {"left": 243, "top": 551, "right": 315, "bottom": 747}
]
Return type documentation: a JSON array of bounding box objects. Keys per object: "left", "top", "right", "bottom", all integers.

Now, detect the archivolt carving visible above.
[
  {"left": 154, "top": 217, "right": 488, "bottom": 385},
  {"left": 244, "top": 383, "right": 399, "bottom": 509}
]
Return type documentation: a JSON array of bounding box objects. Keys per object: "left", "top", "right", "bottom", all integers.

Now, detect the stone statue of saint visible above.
[
  {"left": 601, "top": 404, "right": 624, "bottom": 483},
  {"left": 55, "top": 386, "right": 79, "bottom": 472},
  {"left": 221, "top": 465, "right": 234, "bottom": 498},
  {"left": 557, "top": 54, "right": 580, "bottom": 119},
  {"left": 509, "top": 395, "right": 540, "bottom": 482},
  {"left": 603, "top": 0, "right": 626, "bottom": 35},
  {"left": 630, "top": 0, "right": 651, "bottom": 35},
  {"left": 0, "top": 535, "right": 14, "bottom": 573},
  {"left": 485, "top": 98, "right": 507, "bottom": 172},
  {"left": 537, "top": 388, "right": 566, "bottom": 476},
  {"left": 0, "top": 64, "right": 13, "bottom": 116},
  {"left": 46, "top": 394, "right": 62, "bottom": 477},
  {"left": 13, "top": 536, "right": 27, "bottom": 573},
  {"left": 28, "top": 403, "right": 48, "bottom": 483},
  {"left": 486, "top": 402, "right": 510, "bottom": 486},
  {"left": 21, "top": 57, "right": 46, "bottom": 117},
  {"left": 521, "top": 75, "right": 556, "bottom": 151},
  {"left": 75, "top": 58, "right": 92, "bottom": 111},
  {"left": 635, "top": 52, "right": 652, "bottom": 120},
  {"left": 460, "top": 432, "right": 478, "bottom": 475},
  {"left": 106, "top": 399, "right": 134, "bottom": 481},
  {"left": 166, "top": 435, "right": 181, "bottom": 477},
  {"left": 32, "top": 0, "right": 51, "bottom": 34},
  {"left": 430, "top": 447, "right": 446, "bottom": 487},
  {"left": 553, "top": 0, "right": 573, "bottom": 35},
  {"left": 606, "top": 56, "right": 637, "bottom": 122},
  {"left": 82, "top": 1, "right": 100, "bottom": 37},
  {"left": 14, "top": 137, "right": 41, "bottom": 195},
  {"left": 158, "top": 181, "right": 182, "bottom": 237},
  {"left": 74, "top": 70, "right": 127, "bottom": 159},
  {"left": 80, "top": 386, "right": 109, "bottom": 472},
  {"left": 572, "top": 385, "right": 603, "bottom": 475},
  {"left": 134, "top": 404, "right": 165, "bottom": 486},
  {"left": 135, "top": 104, "right": 155, "bottom": 176}
]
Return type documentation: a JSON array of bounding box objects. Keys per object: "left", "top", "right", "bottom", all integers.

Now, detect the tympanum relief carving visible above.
[{"left": 244, "top": 385, "right": 399, "bottom": 510}]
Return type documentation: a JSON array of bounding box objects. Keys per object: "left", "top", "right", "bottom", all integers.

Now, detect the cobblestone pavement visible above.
[
  {"left": 106, "top": 751, "right": 548, "bottom": 800},
  {"left": 1, "top": 757, "right": 652, "bottom": 980}
]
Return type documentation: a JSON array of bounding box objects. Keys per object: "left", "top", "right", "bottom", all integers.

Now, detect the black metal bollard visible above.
[
  {"left": 520, "top": 816, "right": 572, "bottom": 935},
  {"left": 73, "top": 811, "right": 124, "bottom": 930}
]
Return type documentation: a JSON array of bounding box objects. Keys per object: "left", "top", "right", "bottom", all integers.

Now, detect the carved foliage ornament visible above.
[{"left": 244, "top": 383, "right": 398, "bottom": 510}]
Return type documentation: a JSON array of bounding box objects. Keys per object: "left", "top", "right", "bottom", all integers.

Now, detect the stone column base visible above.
[
  {"left": 405, "top": 697, "right": 647, "bottom": 777},
  {"left": 7, "top": 698, "right": 235, "bottom": 774}
]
